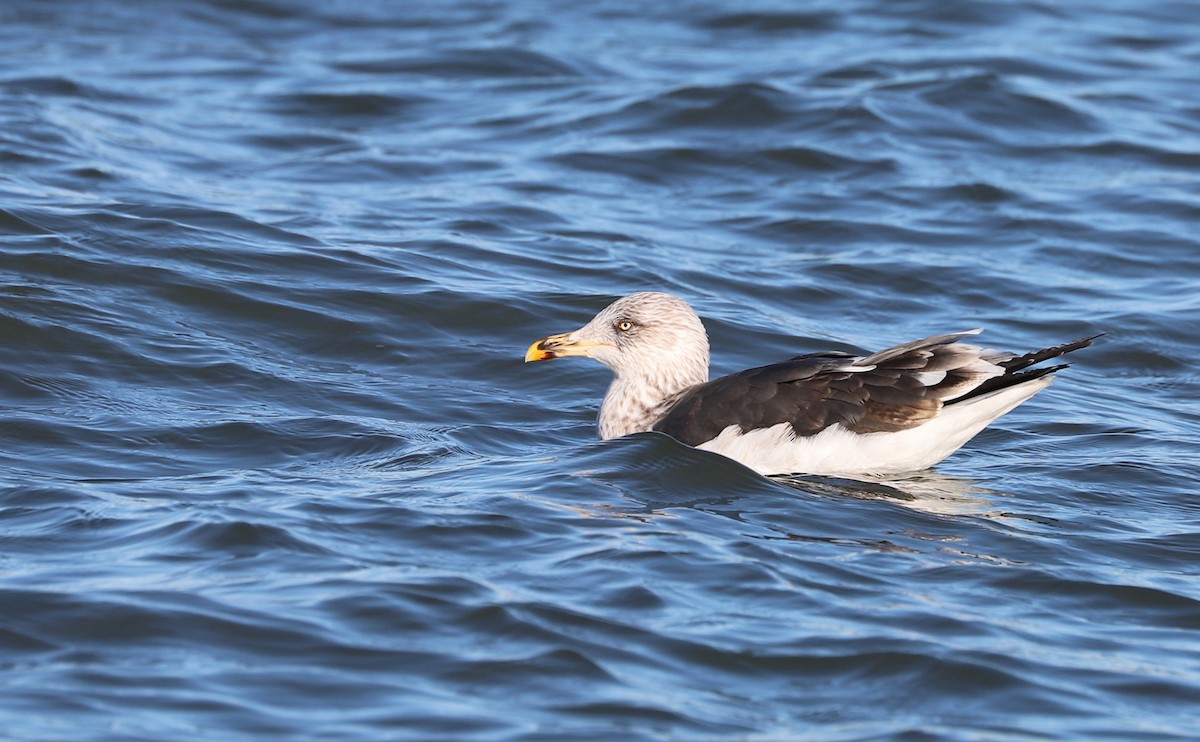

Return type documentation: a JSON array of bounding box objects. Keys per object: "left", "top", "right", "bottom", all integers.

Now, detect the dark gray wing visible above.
[
  {"left": 651, "top": 330, "right": 1098, "bottom": 446},
  {"left": 651, "top": 352, "right": 884, "bottom": 445}
]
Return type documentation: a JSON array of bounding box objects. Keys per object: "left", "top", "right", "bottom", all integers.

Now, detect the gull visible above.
[{"left": 525, "top": 292, "right": 1098, "bottom": 476}]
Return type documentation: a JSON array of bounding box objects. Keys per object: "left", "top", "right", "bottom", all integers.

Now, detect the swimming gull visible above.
[{"left": 524, "top": 292, "right": 1099, "bottom": 476}]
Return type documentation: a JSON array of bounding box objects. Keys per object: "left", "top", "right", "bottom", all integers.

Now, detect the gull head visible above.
[{"left": 525, "top": 292, "right": 710, "bottom": 385}]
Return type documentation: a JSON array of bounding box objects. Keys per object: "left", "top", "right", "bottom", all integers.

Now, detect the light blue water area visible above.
[{"left": 1, "top": 0, "right": 1198, "bottom": 739}]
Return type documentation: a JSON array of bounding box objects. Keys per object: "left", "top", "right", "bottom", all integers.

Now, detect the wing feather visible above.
[{"left": 651, "top": 331, "right": 1098, "bottom": 446}]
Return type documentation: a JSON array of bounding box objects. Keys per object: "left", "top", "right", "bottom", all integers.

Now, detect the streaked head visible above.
[{"left": 524, "top": 292, "right": 710, "bottom": 383}]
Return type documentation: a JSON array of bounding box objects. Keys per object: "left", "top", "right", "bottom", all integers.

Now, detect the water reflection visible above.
[{"left": 774, "top": 470, "right": 1000, "bottom": 516}]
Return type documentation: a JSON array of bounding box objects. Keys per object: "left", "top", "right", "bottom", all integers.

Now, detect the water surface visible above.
[{"left": 2, "top": 0, "right": 1198, "bottom": 739}]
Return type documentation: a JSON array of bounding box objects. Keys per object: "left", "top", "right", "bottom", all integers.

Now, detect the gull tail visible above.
[{"left": 952, "top": 333, "right": 1103, "bottom": 404}]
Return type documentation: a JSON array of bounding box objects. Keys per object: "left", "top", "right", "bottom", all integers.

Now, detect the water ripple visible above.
[{"left": 1, "top": 0, "right": 1199, "bottom": 738}]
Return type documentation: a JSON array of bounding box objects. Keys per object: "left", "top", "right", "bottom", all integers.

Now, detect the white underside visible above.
[{"left": 694, "top": 378, "right": 1053, "bottom": 476}]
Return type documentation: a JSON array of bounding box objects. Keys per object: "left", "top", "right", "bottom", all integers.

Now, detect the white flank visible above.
[{"left": 695, "top": 377, "right": 1054, "bottom": 476}]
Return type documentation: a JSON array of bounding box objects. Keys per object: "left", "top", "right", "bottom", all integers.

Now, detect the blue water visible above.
[{"left": 2, "top": 0, "right": 1199, "bottom": 739}]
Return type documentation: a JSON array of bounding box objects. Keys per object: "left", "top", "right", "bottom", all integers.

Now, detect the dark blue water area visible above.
[{"left": 2, "top": 0, "right": 1199, "bottom": 739}]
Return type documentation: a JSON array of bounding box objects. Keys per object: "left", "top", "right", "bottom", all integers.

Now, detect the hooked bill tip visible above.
[{"left": 524, "top": 338, "right": 555, "bottom": 363}]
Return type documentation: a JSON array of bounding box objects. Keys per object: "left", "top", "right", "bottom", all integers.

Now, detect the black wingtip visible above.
[
  {"left": 950, "top": 333, "right": 1100, "bottom": 405},
  {"left": 999, "top": 332, "right": 1104, "bottom": 372}
]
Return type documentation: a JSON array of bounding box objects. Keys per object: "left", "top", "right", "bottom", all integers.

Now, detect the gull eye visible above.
[{"left": 616, "top": 320, "right": 634, "bottom": 332}]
